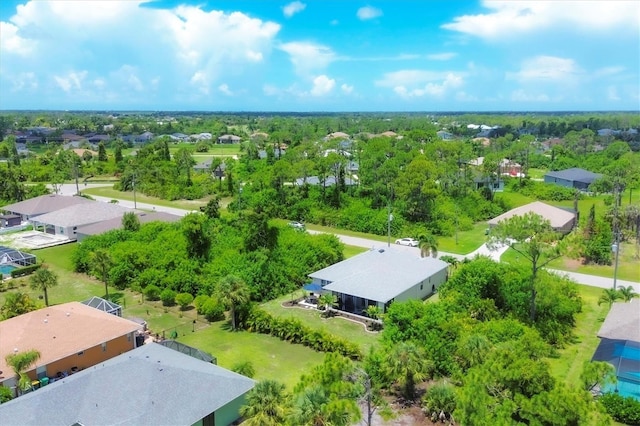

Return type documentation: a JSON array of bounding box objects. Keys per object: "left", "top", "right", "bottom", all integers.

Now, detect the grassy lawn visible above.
[
  {"left": 168, "top": 144, "right": 241, "bottom": 156},
  {"left": 549, "top": 284, "right": 611, "bottom": 388},
  {"left": 82, "top": 186, "right": 207, "bottom": 211},
  {"left": 343, "top": 244, "right": 367, "bottom": 259},
  {"left": 304, "top": 223, "right": 389, "bottom": 243},
  {"left": 501, "top": 243, "right": 640, "bottom": 283},
  {"left": 178, "top": 321, "right": 325, "bottom": 390},
  {"left": 438, "top": 222, "right": 488, "bottom": 255},
  {"left": 261, "top": 293, "right": 381, "bottom": 354}
]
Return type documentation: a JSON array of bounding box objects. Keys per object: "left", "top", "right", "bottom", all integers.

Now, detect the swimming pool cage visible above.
[{"left": 0, "top": 245, "right": 37, "bottom": 267}]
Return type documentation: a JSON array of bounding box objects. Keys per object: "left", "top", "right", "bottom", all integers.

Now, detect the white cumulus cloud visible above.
[
  {"left": 279, "top": 41, "right": 336, "bottom": 77},
  {"left": 357, "top": 6, "right": 382, "bottom": 21},
  {"left": 283, "top": 1, "right": 306, "bottom": 18},
  {"left": 507, "top": 56, "right": 583, "bottom": 83},
  {"left": 443, "top": 0, "right": 639, "bottom": 40},
  {"left": 341, "top": 83, "right": 353, "bottom": 94},
  {"left": 219, "top": 84, "right": 233, "bottom": 96},
  {"left": 310, "top": 75, "right": 335, "bottom": 96},
  {"left": 54, "top": 71, "right": 87, "bottom": 92}
]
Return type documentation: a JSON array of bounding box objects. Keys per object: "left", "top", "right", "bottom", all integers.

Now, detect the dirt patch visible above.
[{"left": 561, "top": 257, "right": 583, "bottom": 271}]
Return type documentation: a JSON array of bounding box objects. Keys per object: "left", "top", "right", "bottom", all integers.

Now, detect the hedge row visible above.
[
  {"left": 10, "top": 264, "right": 41, "bottom": 278},
  {"left": 599, "top": 392, "right": 640, "bottom": 425},
  {"left": 243, "top": 307, "right": 362, "bottom": 360}
]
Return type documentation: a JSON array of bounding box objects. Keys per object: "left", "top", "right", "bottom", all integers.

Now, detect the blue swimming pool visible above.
[
  {"left": 0, "top": 264, "right": 17, "bottom": 275},
  {"left": 604, "top": 378, "right": 640, "bottom": 400}
]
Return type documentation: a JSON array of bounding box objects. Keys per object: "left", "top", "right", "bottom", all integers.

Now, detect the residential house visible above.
[
  {"left": 544, "top": 168, "right": 602, "bottom": 191},
  {"left": 30, "top": 202, "right": 136, "bottom": 240},
  {"left": 86, "top": 134, "right": 111, "bottom": 144},
  {"left": 294, "top": 176, "right": 357, "bottom": 187},
  {"left": 0, "top": 343, "right": 255, "bottom": 426},
  {"left": 0, "top": 214, "right": 21, "bottom": 228},
  {"left": 309, "top": 247, "right": 448, "bottom": 314},
  {"left": 217, "top": 134, "right": 241, "bottom": 144},
  {"left": 75, "top": 211, "right": 182, "bottom": 242},
  {"left": 168, "top": 132, "right": 189, "bottom": 141},
  {"left": 592, "top": 298, "right": 640, "bottom": 400},
  {"left": 258, "top": 148, "right": 286, "bottom": 159},
  {"left": 193, "top": 160, "right": 226, "bottom": 178},
  {"left": 488, "top": 201, "right": 576, "bottom": 234},
  {"left": 325, "top": 131, "right": 350, "bottom": 140},
  {"left": 1, "top": 194, "right": 93, "bottom": 222},
  {"left": 135, "top": 131, "right": 154, "bottom": 143},
  {"left": 436, "top": 130, "right": 454, "bottom": 140},
  {"left": 0, "top": 302, "right": 142, "bottom": 392}
]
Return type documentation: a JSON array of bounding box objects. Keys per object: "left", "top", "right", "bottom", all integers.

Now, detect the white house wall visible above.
[{"left": 393, "top": 267, "right": 448, "bottom": 304}]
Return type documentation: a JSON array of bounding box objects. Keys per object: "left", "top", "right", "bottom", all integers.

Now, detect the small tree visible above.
[
  {"left": 618, "top": 285, "right": 638, "bottom": 302},
  {"left": 160, "top": 289, "right": 177, "bottom": 307},
  {"left": 232, "top": 360, "right": 256, "bottom": 378},
  {"left": 1, "top": 292, "right": 37, "bottom": 320},
  {"left": 488, "top": 212, "right": 565, "bottom": 321},
  {"left": 418, "top": 233, "right": 438, "bottom": 258},
  {"left": 5, "top": 349, "right": 41, "bottom": 396},
  {"left": 91, "top": 249, "right": 112, "bottom": 301},
  {"left": 144, "top": 284, "right": 161, "bottom": 301},
  {"left": 598, "top": 288, "right": 621, "bottom": 308},
  {"left": 122, "top": 211, "right": 140, "bottom": 232},
  {"left": 175, "top": 293, "right": 194, "bottom": 310},
  {"left": 318, "top": 292, "right": 338, "bottom": 312},
  {"left": 216, "top": 275, "right": 250, "bottom": 331},
  {"left": 29, "top": 265, "right": 58, "bottom": 307}
]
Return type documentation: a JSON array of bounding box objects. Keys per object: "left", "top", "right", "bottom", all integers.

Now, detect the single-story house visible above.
[
  {"left": 308, "top": 247, "right": 448, "bottom": 314},
  {"left": 544, "top": 168, "right": 603, "bottom": 190},
  {"left": 325, "top": 131, "right": 350, "bottom": 140},
  {"left": 0, "top": 343, "right": 255, "bottom": 426},
  {"left": 217, "top": 134, "right": 241, "bottom": 144},
  {"left": 30, "top": 202, "right": 136, "bottom": 240},
  {"left": 473, "top": 175, "right": 505, "bottom": 192},
  {"left": 592, "top": 298, "right": 640, "bottom": 399},
  {"left": 437, "top": 130, "right": 454, "bottom": 140},
  {"left": 294, "top": 176, "right": 358, "bottom": 187},
  {"left": 1, "top": 194, "right": 93, "bottom": 222},
  {"left": 0, "top": 302, "right": 142, "bottom": 392},
  {"left": 75, "top": 211, "right": 182, "bottom": 242},
  {"left": 488, "top": 201, "right": 576, "bottom": 234},
  {"left": 258, "top": 148, "right": 286, "bottom": 159},
  {"left": 193, "top": 160, "right": 226, "bottom": 178}
]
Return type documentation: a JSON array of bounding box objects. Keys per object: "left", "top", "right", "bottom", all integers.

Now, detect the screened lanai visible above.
[{"left": 0, "top": 245, "right": 37, "bottom": 267}]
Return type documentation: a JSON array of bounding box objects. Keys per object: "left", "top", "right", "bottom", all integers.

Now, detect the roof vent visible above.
[{"left": 378, "top": 249, "right": 385, "bottom": 253}]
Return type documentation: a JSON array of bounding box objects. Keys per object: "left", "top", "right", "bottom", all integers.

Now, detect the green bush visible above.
[
  {"left": 10, "top": 264, "right": 41, "bottom": 278},
  {"left": 160, "top": 289, "right": 177, "bottom": 306},
  {"left": 201, "top": 297, "right": 225, "bottom": 322},
  {"left": 423, "top": 381, "right": 457, "bottom": 419},
  {"left": 175, "top": 292, "right": 194, "bottom": 310},
  {"left": 0, "top": 385, "right": 13, "bottom": 403},
  {"left": 599, "top": 392, "right": 640, "bottom": 425},
  {"left": 144, "top": 284, "right": 161, "bottom": 301}
]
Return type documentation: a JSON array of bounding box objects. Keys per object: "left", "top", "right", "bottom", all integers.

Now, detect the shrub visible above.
[
  {"left": 231, "top": 361, "right": 255, "bottom": 378},
  {"left": 175, "top": 292, "right": 194, "bottom": 310},
  {"left": 423, "top": 381, "right": 457, "bottom": 420},
  {"left": 193, "top": 295, "right": 210, "bottom": 315},
  {"left": 599, "top": 392, "right": 640, "bottom": 425},
  {"left": 160, "top": 289, "right": 177, "bottom": 306},
  {"left": 201, "top": 297, "right": 225, "bottom": 322},
  {"left": 144, "top": 284, "right": 161, "bottom": 301},
  {"left": 0, "top": 385, "right": 13, "bottom": 403},
  {"left": 10, "top": 264, "right": 41, "bottom": 278}
]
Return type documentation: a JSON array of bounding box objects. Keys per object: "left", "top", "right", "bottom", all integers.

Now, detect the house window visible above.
[
  {"left": 420, "top": 284, "right": 423, "bottom": 290},
  {"left": 101, "top": 342, "right": 107, "bottom": 352}
]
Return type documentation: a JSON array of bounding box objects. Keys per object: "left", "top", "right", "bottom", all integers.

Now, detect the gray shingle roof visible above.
[
  {"left": 487, "top": 201, "right": 575, "bottom": 229},
  {"left": 0, "top": 343, "right": 255, "bottom": 426},
  {"left": 544, "top": 168, "right": 602, "bottom": 184},
  {"left": 31, "top": 202, "right": 135, "bottom": 227},
  {"left": 597, "top": 298, "right": 640, "bottom": 342},
  {"left": 75, "top": 211, "right": 181, "bottom": 236},
  {"left": 1, "top": 194, "right": 92, "bottom": 216},
  {"left": 313, "top": 247, "right": 448, "bottom": 303}
]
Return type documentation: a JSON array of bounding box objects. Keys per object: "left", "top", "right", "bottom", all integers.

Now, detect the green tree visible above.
[
  {"left": 598, "top": 288, "right": 621, "bottom": 308},
  {"left": 386, "top": 341, "right": 430, "bottom": 401},
  {"left": 618, "top": 285, "right": 638, "bottom": 302},
  {"left": 289, "top": 385, "right": 360, "bottom": 426},
  {"left": 240, "top": 379, "right": 290, "bottom": 426},
  {"left": 97, "top": 142, "right": 107, "bottom": 161},
  {"left": 114, "top": 140, "right": 124, "bottom": 164},
  {"left": 175, "top": 292, "right": 194, "bottom": 310},
  {"left": 580, "top": 361, "right": 616, "bottom": 392},
  {"left": 91, "top": 249, "right": 112, "bottom": 300},
  {"left": 216, "top": 274, "right": 250, "bottom": 331},
  {"left": 174, "top": 147, "right": 195, "bottom": 185},
  {"left": 29, "top": 265, "right": 58, "bottom": 307},
  {"left": 121, "top": 211, "right": 140, "bottom": 232},
  {"left": 0, "top": 291, "right": 37, "bottom": 319},
  {"left": 422, "top": 381, "right": 457, "bottom": 421},
  {"left": 318, "top": 292, "right": 337, "bottom": 312},
  {"left": 181, "top": 213, "right": 211, "bottom": 259},
  {"left": 200, "top": 196, "right": 221, "bottom": 219},
  {"left": 418, "top": 233, "right": 438, "bottom": 258},
  {"left": 488, "top": 212, "right": 565, "bottom": 321},
  {"left": 232, "top": 360, "right": 256, "bottom": 378},
  {"left": 5, "top": 349, "right": 41, "bottom": 395}
]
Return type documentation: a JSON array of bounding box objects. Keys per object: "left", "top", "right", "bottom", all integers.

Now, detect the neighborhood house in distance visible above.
[{"left": 307, "top": 246, "right": 449, "bottom": 314}]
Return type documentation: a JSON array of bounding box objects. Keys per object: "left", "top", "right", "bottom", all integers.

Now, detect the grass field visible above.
[
  {"left": 82, "top": 186, "right": 207, "bottom": 211},
  {"left": 548, "top": 284, "right": 611, "bottom": 388},
  {"left": 438, "top": 222, "right": 488, "bottom": 255}
]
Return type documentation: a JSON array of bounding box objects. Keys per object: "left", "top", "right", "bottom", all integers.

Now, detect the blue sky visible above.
[{"left": 0, "top": 0, "right": 638, "bottom": 111}]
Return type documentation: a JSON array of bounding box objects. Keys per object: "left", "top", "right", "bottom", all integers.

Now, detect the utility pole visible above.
[
  {"left": 73, "top": 161, "right": 80, "bottom": 195},
  {"left": 132, "top": 172, "right": 137, "bottom": 209},
  {"left": 387, "top": 201, "right": 392, "bottom": 247},
  {"left": 612, "top": 187, "right": 621, "bottom": 290}
]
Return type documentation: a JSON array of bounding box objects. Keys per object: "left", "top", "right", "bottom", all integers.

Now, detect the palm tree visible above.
[
  {"left": 318, "top": 292, "right": 338, "bottom": 312},
  {"left": 5, "top": 349, "right": 41, "bottom": 396},
  {"left": 232, "top": 360, "right": 256, "bottom": 378},
  {"left": 418, "top": 233, "right": 438, "bottom": 258},
  {"left": 289, "top": 385, "right": 359, "bottom": 426},
  {"left": 240, "top": 379, "right": 290, "bottom": 426},
  {"left": 598, "top": 288, "right": 622, "bottom": 308},
  {"left": 0, "top": 292, "right": 37, "bottom": 320},
  {"left": 216, "top": 275, "right": 250, "bottom": 331},
  {"left": 618, "top": 285, "right": 638, "bottom": 302},
  {"left": 91, "top": 249, "right": 112, "bottom": 301},
  {"left": 387, "top": 341, "right": 431, "bottom": 401},
  {"left": 29, "top": 265, "right": 58, "bottom": 307}
]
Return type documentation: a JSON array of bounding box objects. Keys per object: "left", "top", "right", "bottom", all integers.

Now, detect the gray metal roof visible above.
[
  {"left": 544, "top": 167, "right": 602, "bottom": 184},
  {"left": 487, "top": 201, "right": 575, "bottom": 229},
  {"left": 31, "top": 202, "right": 135, "bottom": 228},
  {"left": 82, "top": 296, "right": 122, "bottom": 315},
  {"left": 597, "top": 298, "right": 640, "bottom": 342},
  {"left": 75, "top": 211, "right": 181, "bottom": 237},
  {"left": 1, "top": 194, "right": 92, "bottom": 216},
  {"left": 313, "top": 247, "right": 448, "bottom": 303},
  {"left": 0, "top": 343, "right": 255, "bottom": 426}
]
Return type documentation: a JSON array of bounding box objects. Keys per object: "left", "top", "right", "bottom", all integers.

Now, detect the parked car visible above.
[
  {"left": 395, "top": 237, "right": 418, "bottom": 247},
  {"left": 288, "top": 221, "right": 305, "bottom": 231}
]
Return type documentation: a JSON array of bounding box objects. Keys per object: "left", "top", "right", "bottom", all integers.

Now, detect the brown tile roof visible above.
[
  {"left": 597, "top": 298, "right": 640, "bottom": 342},
  {"left": 0, "top": 302, "right": 141, "bottom": 382}
]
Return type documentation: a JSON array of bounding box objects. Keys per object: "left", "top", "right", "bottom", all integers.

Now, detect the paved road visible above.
[
  {"left": 51, "top": 183, "right": 194, "bottom": 217},
  {"left": 310, "top": 230, "right": 640, "bottom": 292}
]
